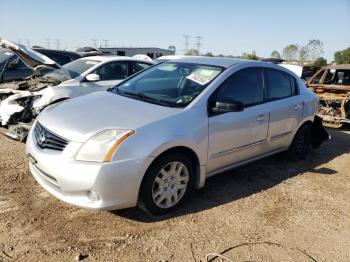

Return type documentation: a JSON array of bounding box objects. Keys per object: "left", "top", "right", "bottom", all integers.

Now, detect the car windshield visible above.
[
  {"left": 112, "top": 62, "right": 223, "bottom": 107},
  {"left": 0, "top": 49, "right": 13, "bottom": 64},
  {"left": 62, "top": 59, "right": 100, "bottom": 78}
]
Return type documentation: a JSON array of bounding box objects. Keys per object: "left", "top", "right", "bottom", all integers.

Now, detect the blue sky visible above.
[{"left": 1, "top": 0, "right": 349, "bottom": 61}]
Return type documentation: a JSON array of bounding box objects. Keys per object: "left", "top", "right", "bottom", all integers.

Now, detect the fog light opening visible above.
[{"left": 87, "top": 190, "right": 100, "bottom": 202}]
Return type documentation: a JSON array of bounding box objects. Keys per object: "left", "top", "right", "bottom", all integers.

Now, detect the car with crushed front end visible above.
[
  {"left": 0, "top": 39, "right": 153, "bottom": 140},
  {"left": 26, "top": 56, "right": 329, "bottom": 215}
]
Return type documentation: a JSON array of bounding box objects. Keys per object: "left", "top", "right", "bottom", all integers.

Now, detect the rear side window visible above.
[
  {"left": 217, "top": 68, "right": 264, "bottom": 107},
  {"left": 265, "top": 70, "right": 296, "bottom": 100},
  {"left": 128, "top": 62, "right": 151, "bottom": 76}
]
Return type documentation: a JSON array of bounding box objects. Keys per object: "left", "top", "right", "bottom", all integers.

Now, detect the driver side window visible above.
[
  {"left": 217, "top": 68, "right": 264, "bottom": 107},
  {"left": 93, "top": 62, "right": 127, "bottom": 81}
]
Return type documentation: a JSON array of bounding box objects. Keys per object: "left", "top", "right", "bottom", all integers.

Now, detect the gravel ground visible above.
[{"left": 0, "top": 128, "right": 350, "bottom": 261}]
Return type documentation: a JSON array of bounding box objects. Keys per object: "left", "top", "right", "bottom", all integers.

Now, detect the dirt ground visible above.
[{"left": 0, "top": 127, "right": 350, "bottom": 262}]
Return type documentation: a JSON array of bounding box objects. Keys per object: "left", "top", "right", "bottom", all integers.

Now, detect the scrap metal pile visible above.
[{"left": 306, "top": 65, "right": 350, "bottom": 128}]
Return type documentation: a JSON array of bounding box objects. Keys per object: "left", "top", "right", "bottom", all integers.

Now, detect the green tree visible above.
[
  {"left": 334, "top": 48, "right": 350, "bottom": 64},
  {"left": 283, "top": 44, "right": 299, "bottom": 61},
  {"left": 305, "top": 39, "right": 324, "bottom": 61},
  {"left": 299, "top": 46, "right": 308, "bottom": 63},
  {"left": 203, "top": 52, "right": 214, "bottom": 57},
  {"left": 311, "top": 57, "right": 327, "bottom": 67},
  {"left": 270, "top": 50, "right": 281, "bottom": 59},
  {"left": 242, "top": 51, "right": 259, "bottom": 61},
  {"left": 184, "top": 49, "right": 198, "bottom": 56}
]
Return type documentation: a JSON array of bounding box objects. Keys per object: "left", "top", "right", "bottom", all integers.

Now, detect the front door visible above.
[{"left": 207, "top": 67, "right": 269, "bottom": 174}]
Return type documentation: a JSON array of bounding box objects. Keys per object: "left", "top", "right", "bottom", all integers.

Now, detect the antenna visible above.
[{"left": 183, "top": 34, "right": 190, "bottom": 52}]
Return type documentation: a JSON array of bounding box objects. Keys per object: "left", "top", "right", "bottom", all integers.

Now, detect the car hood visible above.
[
  {"left": 0, "top": 38, "right": 61, "bottom": 72},
  {"left": 37, "top": 91, "right": 181, "bottom": 142}
]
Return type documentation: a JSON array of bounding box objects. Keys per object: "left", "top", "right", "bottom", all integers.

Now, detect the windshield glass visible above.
[
  {"left": 63, "top": 59, "right": 99, "bottom": 78},
  {"left": 113, "top": 62, "right": 223, "bottom": 107},
  {"left": 0, "top": 49, "right": 13, "bottom": 64}
]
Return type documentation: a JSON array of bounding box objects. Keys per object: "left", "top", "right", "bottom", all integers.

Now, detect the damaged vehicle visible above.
[
  {"left": 0, "top": 47, "right": 84, "bottom": 83},
  {"left": 26, "top": 57, "right": 329, "bottom": 215},
  {"left": 0, "top": 39, "right": 154, "bottom": 140},
  {"left": 306, "top": 64, "right": 350, "bottom": 128}
]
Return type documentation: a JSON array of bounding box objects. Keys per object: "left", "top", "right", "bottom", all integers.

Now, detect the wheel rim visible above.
[{"left": 152, "top": 161, "right": 189, "bottom": 209}]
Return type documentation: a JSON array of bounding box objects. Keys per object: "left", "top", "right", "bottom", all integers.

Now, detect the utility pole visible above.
[
  {"left": 91, "top": 39, "right": 98, "bottom": 48},
  {"left": 17, "top": 39, "right": 21, "bottom": 45},
  {"left": 25, "top": 39, "right": 31, "bottom": 48},
  {"left": 55, "top": 39, "right": 60, "bottom": 50},
  {"left": 183, "top": 34, "right": 190, "bottom": 52},
  {"left": 46, "top": 38, "right": 51, "bottom": 49},
  {"left": 195, "top": 36, "right": 203, "bottom": 55},
  {"left": 103, "top": 39, "right": 109, "bottom": 48}
]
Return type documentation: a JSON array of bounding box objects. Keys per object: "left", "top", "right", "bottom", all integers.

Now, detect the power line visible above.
[
  {"left": 183, "top": 34, "right": 190, "bottom": 52},
  {"left": 54, "top": 39, "right": 60, "bottom": 50},
  {"left": 46, "top": 38, "right": 51, "bottom": 49},
  {"left": 91, "top": 39, "right": 98, "bottom": 48},
  {"left": 103, "top": 39, "right": 110, "bottom": 48},
  {"left": 195, "top": 36, "right": 203, "bottom": 55}
]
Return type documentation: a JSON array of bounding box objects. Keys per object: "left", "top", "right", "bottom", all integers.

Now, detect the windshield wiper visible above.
[{"left": 120, "top": 90, "right": 181, "bottom": 107}]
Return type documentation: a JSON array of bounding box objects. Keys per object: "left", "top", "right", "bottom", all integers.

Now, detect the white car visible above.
[
  {"left": 0, "top": 40, "right": 153, "bottom": 140},
  {"left": 26, "top": 57, "right": 329, "bottom": 215}
]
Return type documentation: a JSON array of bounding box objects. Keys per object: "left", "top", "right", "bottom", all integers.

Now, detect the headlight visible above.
[{"left": 76, "top": 129, "right": 135, "bottom": 162}]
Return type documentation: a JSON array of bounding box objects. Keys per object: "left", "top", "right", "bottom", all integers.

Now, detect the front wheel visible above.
[
  {"left": 139, "top": 152, "right": 194, "bottom": 216},
  {"left": 285, "top": 124, "right": 311, "bottom": 161}
]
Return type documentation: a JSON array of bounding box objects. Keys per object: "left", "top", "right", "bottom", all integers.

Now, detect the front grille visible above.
[{"left": 33, "top": 122, "right": 69, "bottom": 151}]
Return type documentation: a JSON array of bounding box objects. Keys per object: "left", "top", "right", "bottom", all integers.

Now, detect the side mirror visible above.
[
  {"left": 85, "top": 73, "right": 100, "bottom": 82},
  {"left": 210, "top": 98, "right": 244, "bottom": 115}
]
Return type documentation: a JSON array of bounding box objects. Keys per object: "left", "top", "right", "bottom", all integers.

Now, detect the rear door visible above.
[
  {"left": 264, "top": 69, "right": 303, "bottom": 149},
  {"left": 207, "top": 67, "right": 270, "bottom": 174},
  {"left": 80, "top": 61, "right": 128, "bottom": 94},
  {"left": 128, "top": 61, "right": 152, "bottom": 77}
]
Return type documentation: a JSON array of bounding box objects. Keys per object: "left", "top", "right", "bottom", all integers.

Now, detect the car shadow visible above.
[{"left": 112, "top": 129, "right": 350, "bottom": 222}]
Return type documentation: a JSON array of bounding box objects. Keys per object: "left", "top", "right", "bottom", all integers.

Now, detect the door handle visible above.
[{"left": 256, "top": 115, "right": 268, "bottom": 122}]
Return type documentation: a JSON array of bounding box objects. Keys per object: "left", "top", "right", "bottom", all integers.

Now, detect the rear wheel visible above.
[
  {"left": 139, "top": 152, "right": 194, "bottom": 216},
  {"left": 285, "top": 124, "right": 311, "bottom": 161}
]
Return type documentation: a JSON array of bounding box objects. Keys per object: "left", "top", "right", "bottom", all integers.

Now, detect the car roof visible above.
[
  {"left": 79, "top": 55, "right": 154, "bottom": 63},
  {"left": 170, "top": 56, "right": 247, "bottom": 68}
]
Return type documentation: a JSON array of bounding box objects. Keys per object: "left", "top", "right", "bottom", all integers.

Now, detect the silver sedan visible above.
[{"left": 26, "top": 56, "right": 328, "bottom": 215}]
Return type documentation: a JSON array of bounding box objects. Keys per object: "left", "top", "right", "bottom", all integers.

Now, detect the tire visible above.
[
  {"left": 139, "top": 152, "right": 194, "bottom": 216},
  {"left": 285, "top": 124, "right": 311, "bottom": 161}
]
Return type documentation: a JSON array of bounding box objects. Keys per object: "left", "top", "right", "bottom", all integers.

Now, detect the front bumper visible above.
[{"left": 26, "top": 127, "right": 154, "bottom": 211}]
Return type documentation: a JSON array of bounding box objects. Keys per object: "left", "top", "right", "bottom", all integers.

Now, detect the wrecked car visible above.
[
  {"left": 306, "top": 64, "right": 350, "bottom": 128},
  {"left": 0, "top": 47, "right": 84, "bottom": 83},
  {"left": 0, "top": 39, "right": 154, "bottom": 140}
]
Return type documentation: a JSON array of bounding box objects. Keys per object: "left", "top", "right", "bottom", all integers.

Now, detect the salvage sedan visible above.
[
  {"left": 26, "top": 57, "right": 329, "bottom": 215},
  {"left": 0, "top": 39, "right": 153, "bottom": 140}
]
